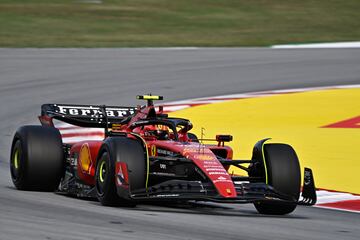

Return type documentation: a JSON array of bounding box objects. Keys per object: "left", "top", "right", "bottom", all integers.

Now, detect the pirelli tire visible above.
[
  {"left": 10, "top": 125, "right": 64, "bottom": 191},
  {"left": 95, "top": 137, "right": 146, "bottom": 207},
  {"left": 253, "top": 143, "right": 301, "bottom": 215}
]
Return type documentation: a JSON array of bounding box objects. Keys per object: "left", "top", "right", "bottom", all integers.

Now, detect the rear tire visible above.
[
  {"left": 95, "top": 137, "right": 146, "bottom": 207},
  {"left": 252, "top": 143, "right": 301, "bottom": 215},
  {"left": 10, "top": 125, "right": 64, "bottom": 191}
]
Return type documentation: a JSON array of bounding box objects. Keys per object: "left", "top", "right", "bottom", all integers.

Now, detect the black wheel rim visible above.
[
  {"left": 10, "top": 142, "right": 22, "bottom": 181},
  {"left": 96, "top": 156, "right": 108, "bottom": 196}
]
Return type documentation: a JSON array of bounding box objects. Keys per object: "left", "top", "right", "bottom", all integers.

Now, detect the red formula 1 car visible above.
[{"left": 10, "top": 95, "right": 316, "bottom": 214}]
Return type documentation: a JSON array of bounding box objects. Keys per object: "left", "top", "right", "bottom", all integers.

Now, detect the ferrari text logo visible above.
[{"left": 55, "top": 105, "right": 135, "bottom": 117}]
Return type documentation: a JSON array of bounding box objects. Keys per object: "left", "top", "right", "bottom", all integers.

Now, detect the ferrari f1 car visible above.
[{"left": 10, "top": 95, "right": 316, "bottom": 215}]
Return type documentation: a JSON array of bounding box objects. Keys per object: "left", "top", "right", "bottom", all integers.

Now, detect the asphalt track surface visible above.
[{"left": 0, "top": 48, "right": 360, "bottom": 240}]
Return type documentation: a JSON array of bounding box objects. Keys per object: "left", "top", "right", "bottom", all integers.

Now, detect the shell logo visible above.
[{"left": 79, "top": 143, "right": 92, "bottom": 173}]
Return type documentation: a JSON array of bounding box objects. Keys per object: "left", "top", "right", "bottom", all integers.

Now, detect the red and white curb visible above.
[
  {"left": 57, "top": 84, "right": 360, "bottom": 213},
  {"left": 315, "top": 190, "right": 360, "bottom": 213}
]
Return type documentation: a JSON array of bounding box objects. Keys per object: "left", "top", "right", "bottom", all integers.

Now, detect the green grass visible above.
[{"left": 0, "top": 0, "right": 360, "bottom": 47}]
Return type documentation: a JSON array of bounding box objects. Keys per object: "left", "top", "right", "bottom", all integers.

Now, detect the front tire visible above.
[
  {"left": 95, "top": 151, "right": 127, "bottom": 206},
  {"left": 10, "top": 125, "right": 64, "bottom": 191},
  {"left": 95, "top": 137, "right": 146, "bottom": 207},
  {"left": 252, "top": 143, "right": 301, "bottom": 215}
]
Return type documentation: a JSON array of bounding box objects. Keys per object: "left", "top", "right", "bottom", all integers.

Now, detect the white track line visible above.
[{"left": 272, "top": 41, "right": 360, "bottom": 49}]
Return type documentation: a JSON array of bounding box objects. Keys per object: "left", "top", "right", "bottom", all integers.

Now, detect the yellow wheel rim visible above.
[
  {"left": 99, "top": 161, "right": 106, "bottom": 183},
  {"left": 14, "top": 149, "right": 19, "bottom": 169}
]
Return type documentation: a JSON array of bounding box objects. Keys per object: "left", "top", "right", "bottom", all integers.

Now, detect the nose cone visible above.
[{"left": 182, "top": 145, "right": 236, "bottom": 198}]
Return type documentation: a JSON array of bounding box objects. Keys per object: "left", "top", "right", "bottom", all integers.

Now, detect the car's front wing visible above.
[{"left": 129, "top": 168, "right": 317, "bottom": 205}]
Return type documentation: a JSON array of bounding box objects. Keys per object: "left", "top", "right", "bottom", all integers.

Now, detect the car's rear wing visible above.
[{"left": 40, "top": 104, "right": 136, "bottom": 128}]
